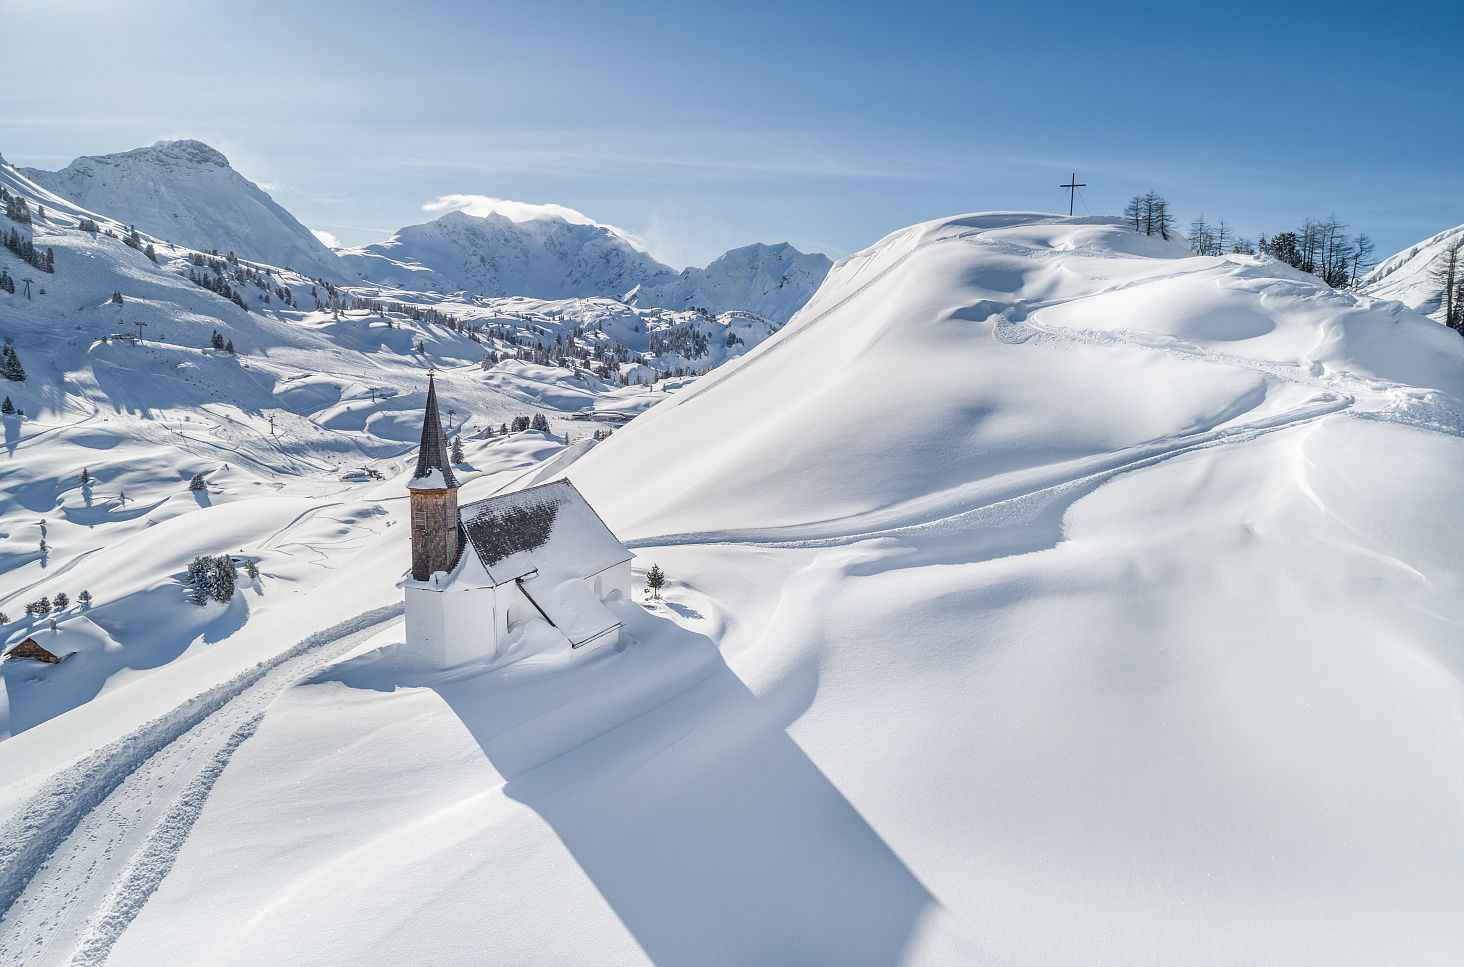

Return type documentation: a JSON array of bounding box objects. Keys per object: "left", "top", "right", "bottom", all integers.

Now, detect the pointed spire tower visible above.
[{"left": 408, "top": 371, "right": 461, "bottom": 581}]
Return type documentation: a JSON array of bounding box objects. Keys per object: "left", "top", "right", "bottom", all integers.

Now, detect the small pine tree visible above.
[
  {"left": 531, "top": 413, "right": 550, "bottom": 432},
  {"left": 35, "top": 595, "right": 51, "bottom": 614},
  {"left": 0, "top": 612, "right": 8, "bottom": 626},
  {"left": 225, "top": 339, "right": 235, "bottom": 354},
  {"left": 451, "top": 437, "right": 465, "bottom": 463},
  {"left": 1, "top": 396, "right": 13, "bottom": 415},
  {"left": 646, "top": 564, "right": 665, "bottom": 600},
  {"left": 244, "top": 559, "right": 259, "bottom": 580},
  {"left": 78, "top": 590, "right": 92, "bottom": 607},
  {"left": 53, "top": 591, "right": 70, "bottom": 610},
  {"left": 110, "top": 290, "right": 124, "bottom": 305},
  {"left": 80, "top": 466, "right": 92, "bottom": 486},
  {"left": 145, "top": 243, "right": 157, "bottom": 263},
  {"left": 1, "top": 345, "right": 26, "bottom": 382},
  {"left": 210, "top": 329, "right": 225, "bottom": 350},
  {"left": 189, "top": 472, "right": 207, "bottom": 492}
]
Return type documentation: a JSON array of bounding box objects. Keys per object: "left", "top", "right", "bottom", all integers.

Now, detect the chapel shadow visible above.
[{"left": 327, "top": 609, "right": 943, "bottom": 966}]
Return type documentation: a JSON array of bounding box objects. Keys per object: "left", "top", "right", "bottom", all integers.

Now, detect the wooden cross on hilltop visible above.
[{"left": 1060, "top": 172, "right": 1086, "bottom": 216}]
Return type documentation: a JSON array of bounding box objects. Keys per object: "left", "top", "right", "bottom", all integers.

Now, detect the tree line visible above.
[{"left": 1125, "top": 192, "right": 1375, "bottom": 289}]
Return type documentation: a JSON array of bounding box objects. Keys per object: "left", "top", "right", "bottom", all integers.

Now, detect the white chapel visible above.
[{"left": 400, "top": 374, "right": 632, "bottom": 666}]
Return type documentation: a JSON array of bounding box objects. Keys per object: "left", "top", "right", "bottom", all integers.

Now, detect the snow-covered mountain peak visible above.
[
  {"left": 21, "top": 140, "right": 345, "bottom": 280},
  {"left": 121, "top": 139, "right": 232, "bottom": 168}
]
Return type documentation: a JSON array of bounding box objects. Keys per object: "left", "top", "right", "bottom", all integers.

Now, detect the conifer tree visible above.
[
  {"left": 1, "top": 345, "right": 25, "bottom": 382},
  {"left": 451, "top": 436, "right": 465, "bottom": 463},
  {"left": 1, "top": 396, "right": 13, "bottom": 415},
  {"left": 80, "top": 467, "right": 92, "bottom": 486},
  {"left": 78, "top": 590, "right": 92, "bottom": 607},
  {"left": 111, "top": 290, "right": 124, "bottom": 305},
  {"left": 53, "top": 592, "right": 69, "bottom": 610},
  {"left": 189, "top": 472, "right": 207, "bottom": 492},
  {"left": 646, "top": 564, "right": 665, "bottom": 600},
  {"left": 1432, "top": 239, "right": 1464, "bottom": 334}
]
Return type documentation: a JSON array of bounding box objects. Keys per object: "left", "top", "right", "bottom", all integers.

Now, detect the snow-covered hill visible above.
[
  {"left": 5, "top": 205, "right": 1464, "bottom": 966},
  {"left": 1360, "top": 222, "right": 1464, "bottom": 318},
  {"left": 344, "top": 210, "right": 829, "bottom": 321},
  {"left": 22, "top": 141, "right": 346, "bottom": 281},
  {"left": 632, "top": 241, "right": 833, "bottom": 321}
]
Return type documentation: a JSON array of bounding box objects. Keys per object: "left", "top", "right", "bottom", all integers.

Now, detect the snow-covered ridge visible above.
[
  {"left": 344, "top": 209, "right": 830, "bottom": 321},
  {"left": 632, "top": 241, "right": 833, "bottom": 322},
  {"left": 1361, "top": 222, "right": 1464, "bottom": 318},
  {"left": 22, "top": 140, "right": 346, "bottom": 281}
]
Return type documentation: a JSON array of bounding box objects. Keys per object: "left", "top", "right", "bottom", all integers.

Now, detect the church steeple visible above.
[
  {"left": 410, "top": 371, "right": 457, "bottom": 490},
  {"left": 408, "top": 371, "right": 461, "bottom": 581}
]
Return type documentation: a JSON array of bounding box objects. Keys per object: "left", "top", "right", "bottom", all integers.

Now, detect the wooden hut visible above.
[{"left": 3, "top": 638, "right": 73, "bottom": 664}]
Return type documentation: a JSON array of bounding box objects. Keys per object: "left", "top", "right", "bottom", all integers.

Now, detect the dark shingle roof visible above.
[
  {"left": 411, "top": 373, "right": 457, "bottom": 488},
  {"left": 458, "top": 479, "right": 629, "bottom": 585}
]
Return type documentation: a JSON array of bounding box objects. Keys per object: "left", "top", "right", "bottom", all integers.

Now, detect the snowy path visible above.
[{"left": 0, "top": 605, "right": 403, "bottom": 967}]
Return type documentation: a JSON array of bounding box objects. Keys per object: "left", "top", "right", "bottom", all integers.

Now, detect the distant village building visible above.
[{"left": 401, "top": 373, "right": 632, "bottom": 666}]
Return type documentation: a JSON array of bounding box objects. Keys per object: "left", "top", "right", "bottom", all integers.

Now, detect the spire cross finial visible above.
[{"left": 427, "top": 365, "right": 436, "bottom": 378}]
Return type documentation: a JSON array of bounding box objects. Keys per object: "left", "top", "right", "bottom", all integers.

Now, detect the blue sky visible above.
[{"left": 2, "top": 0, "right": 1459, "bottom": 267}]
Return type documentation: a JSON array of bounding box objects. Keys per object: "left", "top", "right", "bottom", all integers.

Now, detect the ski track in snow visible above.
[{"left": 0, "top": 604, "right": 403, "bottom": 967}]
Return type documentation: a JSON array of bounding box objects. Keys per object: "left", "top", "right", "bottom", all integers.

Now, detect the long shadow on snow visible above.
[{"left": 319, "top": 604, "right": 943, "bottom": 967}]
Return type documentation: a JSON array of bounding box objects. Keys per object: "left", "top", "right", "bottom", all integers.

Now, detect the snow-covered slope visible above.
[
  {"left": 1360, "top": 222, "right": 1464, "bottom": 318},
  {"left": 22, "top": 141, "right": 345, "bottom": 281},
  {"left": 6, "top": 209, "right": 1464, "bottom": 966},
  {"left": 342, "top": 209, "right": 674, "bottom": 299},
  {"left": 632, "top": 241, "right": 832, "bottom": 321}
]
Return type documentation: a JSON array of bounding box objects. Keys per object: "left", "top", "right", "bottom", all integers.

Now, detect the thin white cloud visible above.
[
  {"left": 310, "top": 228, "right": 341, "bottom": 249},
  {"left": 421, "top": 194, "right": 651, "bottom": 253}
]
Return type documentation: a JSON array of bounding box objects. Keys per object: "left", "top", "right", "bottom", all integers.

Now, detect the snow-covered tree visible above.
[
  {"left": 1, "top": 396, "right": 13, "bottom": 415},
  {"left": 531, "top": 413, "right": 550, "bottom": 432},
  {"left": 53, "top": 591, "right": 70, "bottom": 610},
  {"left": 210, "top": 330, "right": 225, "bottom": 350},
  {"left": 189, "top": 472, "right": 207, "bottom": 492},
  {"left": 186, "top": 554, "right": 237, "bottom": 605},
  {"left": 225, "top": 339, "right": 235, "bottom": 354},
  {"left": 1, "top": 345, "right": 26, "bottom": 382},
  {"left": 646, "top": 564, "right": 665, "bottom": 600},
  {"left": 80, "top": 467, "right": 92, "bottom": 486},
  {"left": 451, "top": 436, "right": 465, "bottom": 463},
  {"left": 78, "top": 590, "right": 92, "bottom": 607},
  {"left": 111, "top": 290, "right": 124, "bottom": 305}
]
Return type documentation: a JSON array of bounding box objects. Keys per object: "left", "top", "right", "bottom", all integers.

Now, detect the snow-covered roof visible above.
[{"left": 457, "top": 479, "right": 629, "bottom": 587}]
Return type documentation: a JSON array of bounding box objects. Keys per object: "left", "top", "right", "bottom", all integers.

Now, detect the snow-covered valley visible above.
[{"left": 3, "top": 146, "right": 1464, "bottom": 967}]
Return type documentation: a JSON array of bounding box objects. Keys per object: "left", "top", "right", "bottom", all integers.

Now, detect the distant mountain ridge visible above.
[
  {"left": 344, "top": 209, "right": 830, "bottom": 322},
  {"left": 22, "top": 140, "right": 346, "bottom": 280},
  {"left": 633, "top": 241, "right": 833, "bottom": 322},
  {"left": 21, "top": 138, "right": 831, "bottom": 321}
]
